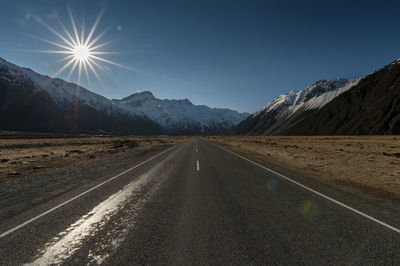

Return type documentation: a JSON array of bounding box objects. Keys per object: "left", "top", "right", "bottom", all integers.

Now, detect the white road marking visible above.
[
  {"left": 196, "top": 160, "right": 200, "bottom": 171},
  {"left": 211, "top": 141, "right": 400, "bottom": 234},
  {"left": 0, "top": 143, "right": 181, "bottom": 239},
  {"left": 196, "top": 147, "right": 198, "bottom": 152}
]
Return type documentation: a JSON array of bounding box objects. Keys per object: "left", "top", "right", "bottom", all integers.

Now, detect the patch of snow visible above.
[
  {"left": 254, "top": 78, "right": 361, "bottom": 120},
  {"left": 0, "top": 57, "right": 248, "bottom": 131},
  {"left": 0, "top": 57, "right": 144, "bottom": 117}
]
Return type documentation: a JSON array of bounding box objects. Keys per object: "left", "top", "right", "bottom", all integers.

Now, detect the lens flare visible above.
[
  {"left": 267, "top": 178, "right": 277, "bottom": 190},
  {"left": 300, "top": 200, "right": 312, "bottom": 214}
]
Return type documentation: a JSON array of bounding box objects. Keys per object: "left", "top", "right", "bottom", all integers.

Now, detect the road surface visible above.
[{"left": 0, "top": 138, "right": 399, "bottom": 265}]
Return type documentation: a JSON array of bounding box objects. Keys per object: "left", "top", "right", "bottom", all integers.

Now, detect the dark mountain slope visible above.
[
  {"left": 284, "top": 60, "right": 400, "bottom": 135},
  {"left": 0, "top": 69, "right": 163, "bottom": 134},
  {"left": 235, "top": 79, "right": 359, "bottom": 135}
]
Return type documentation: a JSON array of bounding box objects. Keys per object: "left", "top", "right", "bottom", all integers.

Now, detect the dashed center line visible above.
[{"left": 196, "top": 160, "right": 200, "bottom": 171}]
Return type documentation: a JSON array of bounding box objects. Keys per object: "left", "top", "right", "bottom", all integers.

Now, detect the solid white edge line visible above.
[
  {"left": 196, "top": 160, "right": 200, "bottom": 171},
  {"left": 210, "top": 141, "right": 400, "bottom": 234},
  {"left": 0, "top": 142, "right": 182, "bottom": 239}
]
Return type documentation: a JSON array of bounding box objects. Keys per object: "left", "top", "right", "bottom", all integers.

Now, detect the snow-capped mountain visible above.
[
  {"left": 113, "top": 91, "right": 249, "bottom": 134},
  {"left": 0, "top": 57, "right": 162, "bottom": 134},
  {"left": 284, "top": 58, "right": 400, "bottom": 135},
  {"left": 0, "top": 57, "right": 144, "bottom": 117},
  {"left": 0, "top": 57, "right": 246, "bottom": 134},
  {"left": 235, "top": 78, "right": 360, "bottom": 135}
]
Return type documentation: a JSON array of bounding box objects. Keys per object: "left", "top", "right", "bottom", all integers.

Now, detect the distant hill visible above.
[
  {"left": 283, "top": 59, "right": 400, "bottom": 135},
  {"left": 235, "top": 78, "right": 360, "bottom": 135}
]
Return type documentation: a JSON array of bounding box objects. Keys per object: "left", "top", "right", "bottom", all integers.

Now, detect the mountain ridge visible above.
[
  {"left": 282, "top": 59, "right": 400, "bottom": 135},
  {"left": 235, "top": 78, "right": 360, "bottom": 135},
  {"left": 113, "top": 90, "right": 248, "bottom": 134},
  {"left": 0, "top": 57, "right": 247, "bottom": 135}
]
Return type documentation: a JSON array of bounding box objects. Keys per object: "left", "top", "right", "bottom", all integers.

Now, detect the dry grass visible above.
[
  {"left": 0, "top": 135, "right": 186, "bottom": 180},
  {"left": 204, "top": 136, "right": 400, "bottom": 201}
]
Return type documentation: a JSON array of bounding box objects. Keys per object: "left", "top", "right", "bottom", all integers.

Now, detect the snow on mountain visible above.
[
  {"left": 113, "top": 91, "right": 249, "bottom": 132},
  {"left": 256, "top": 78, "right": 359, "bottom": 118},
  {"left": 0, "top": 57, "right": 247, "bottom": 134},
  {"left": 0, "top": 57, "right": 143, "bottom": 117},
  {"left": 236, "top": 78, "right": 360, "bottom": 135}
]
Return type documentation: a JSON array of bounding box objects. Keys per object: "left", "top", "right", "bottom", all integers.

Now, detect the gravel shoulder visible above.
[{"left": 0, "top": 136, "right": 185, "bottom": 222}]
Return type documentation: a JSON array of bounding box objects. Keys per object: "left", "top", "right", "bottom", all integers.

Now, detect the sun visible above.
[
  {"left": 26, "top": 7, "right": 135, "bottom": 87},
  {"left": 73, "top": 45, "right": 90, "bottom": 61}
]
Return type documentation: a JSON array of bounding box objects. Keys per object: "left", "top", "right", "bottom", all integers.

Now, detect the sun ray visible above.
[
  {"left": 89, "top": 51, "right": 119, "bottom": 55},
  {"left": 89, "top": 55, "right": 148, "bottom": 75},
  {"left": 87, "top": 40, "right": 113, "bottom": 51},
  {"left": 86, "top": 27, "right": 111, "bottom": 49},
  {"left": 89, "top": 55, "right": 133, "bottom": 70},
  {"left": 53, "top": 54, "right": 75, "bottom": 64},
  {"left": 77, "top": 60, "right": 82, "bottom": 86},
  {"left": 22, "top": 32, "right": 74, "bottom": 51},
  {"left": 54, "top": 57, "right": 76, "bottom": 76},
  {"left": 57, "top": 19, "right": 78, "bottom": 47},
  {"left": 67, "top": 59, "right": 79, "bottom": 80},
  {"left": 84, "top": 7, "right": 105, "bottom": 47},
  {"left": 80, "top": 17, "right": 85, "bottom": 48},
  {"left": 14, "top": 49, "right": 73, "bottom": 54},
  {"left": 86, "top": 58, "right": 104, "bottom": 85},
  {"left": 83, "top": 60, "right": 92, "bottom": 88},
  {"left": 36, "top": 17, "right": 76, "bottom": 48},
  {"left": 87, "top": 57, "right": 108, "bottom": 73},
  {"left": 68, "top": 7, "right": 81, "bottom": 46}
]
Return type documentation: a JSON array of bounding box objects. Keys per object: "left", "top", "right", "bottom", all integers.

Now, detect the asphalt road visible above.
[{"left": 1, "top": 138, "right": 400, "bottom": 265}]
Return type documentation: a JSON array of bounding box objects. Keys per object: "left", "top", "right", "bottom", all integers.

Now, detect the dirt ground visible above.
[
  {"left": 204, "top": 136, "right": 400, "bottom": 202},
  {"left": 0, "top": 134, "right": 186, "bottom": 181}
]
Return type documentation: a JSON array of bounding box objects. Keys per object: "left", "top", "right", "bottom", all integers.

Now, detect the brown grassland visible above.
[
  {"left": 0, "top": 134, "right": 186, "bottom": 180},
  {"left": 204, "top": 136, "right": 400, "bottom": 202}
]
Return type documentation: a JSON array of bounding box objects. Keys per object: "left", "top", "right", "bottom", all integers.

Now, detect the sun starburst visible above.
[{"left": 28, "top": 7, "right": 132, "bottom": 87}]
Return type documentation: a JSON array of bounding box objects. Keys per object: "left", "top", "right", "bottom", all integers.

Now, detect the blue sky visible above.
[{"left": 0, "top": 0, "right": 399, "bottom": 112}]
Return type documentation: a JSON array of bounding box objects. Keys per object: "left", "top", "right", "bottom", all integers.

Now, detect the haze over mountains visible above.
[{"left": 0, "top": 58, "right": 247, "bottom": 135}]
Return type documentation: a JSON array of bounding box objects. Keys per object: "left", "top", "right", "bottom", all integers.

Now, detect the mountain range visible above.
[
  {"left": 0, "top": 57, "right": 247, "bottom": 135},
  {"left": 113, "top": 91, "right": 247, "bottom": 134},
  {"left": 236, "top": 58, "right": 400, "bottom": 135},
  {"left": 1, "top": 56, "right": 399, "bottom": 136}
]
